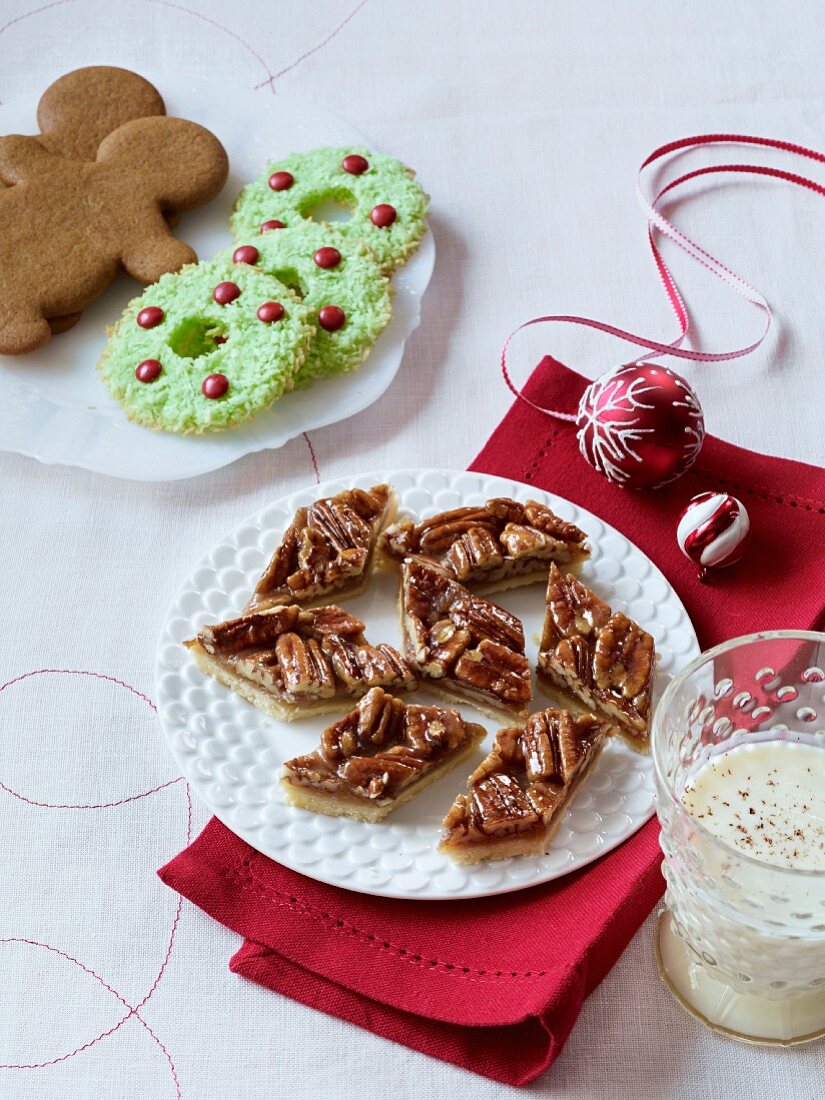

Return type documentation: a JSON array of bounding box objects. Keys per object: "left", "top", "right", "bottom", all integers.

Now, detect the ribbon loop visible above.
[{"left": 502, "top": 133, "right": 825, "bottom": 420}]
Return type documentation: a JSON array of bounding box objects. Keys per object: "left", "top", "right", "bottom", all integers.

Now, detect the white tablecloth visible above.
[{"left": 2, "top": 1, "right": 824, "bottom": 1097}]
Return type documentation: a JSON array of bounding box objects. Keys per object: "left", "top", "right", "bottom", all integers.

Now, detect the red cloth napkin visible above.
[{"left": 159, "top": 358, "right": 825, "bottom": 1086}]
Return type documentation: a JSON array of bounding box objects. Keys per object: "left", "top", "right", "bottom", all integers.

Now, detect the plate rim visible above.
[{"left": 155, "top": 466, "right": 699, "bottom": 901}]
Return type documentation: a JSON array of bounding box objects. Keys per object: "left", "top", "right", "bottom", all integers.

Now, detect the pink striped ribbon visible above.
[{"left": 501, "top": 134, "right": 825, "bottom": 420}]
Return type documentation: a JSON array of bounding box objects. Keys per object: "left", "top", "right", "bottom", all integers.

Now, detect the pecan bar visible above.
[
  {"left": 400, "top": 558, "right": 531, "bottom": 721},
  {"left": 536, "top": 563, "right": 655, "bottom": 750},
  {"left": 379, "top": 497, "right": 588, "bottom": 594},
  {"left": 439, "top": 708, "right": 613, "bottom": 863},
  {"left": 282, "top": 687, "right": 486, "bottom": 822},
  {"left": 247, "top": 484, "right": 396, "bottom": 612},
  {"left": 185, "top": 605, "right": 416, "bottom": 722}
]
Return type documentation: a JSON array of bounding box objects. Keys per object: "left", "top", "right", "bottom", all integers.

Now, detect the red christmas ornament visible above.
[
  {"left": 677, "top": 492, "right": 750, "bottom": 581},
  {"left": 576, "top": 362, "right": 705, "bottom": 489}
]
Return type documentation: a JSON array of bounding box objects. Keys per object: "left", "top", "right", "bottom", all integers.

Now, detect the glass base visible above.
[{"left": 655, "top": 909, "right": 825, "bottom": 1045}]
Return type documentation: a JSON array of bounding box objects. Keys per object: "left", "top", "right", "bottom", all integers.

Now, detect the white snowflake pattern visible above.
[{"left": 576, "top": 364, "right": 705, "bottom": 487}]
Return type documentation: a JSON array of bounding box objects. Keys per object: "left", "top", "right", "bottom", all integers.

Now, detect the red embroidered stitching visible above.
[
  {"left": 255, "top": 0, "right": 369, "bottom": 89},
  {"left": 226, "top": 858, "right": 549, "bottom": 981},
  {"left": 302, "top": 432, "right": 321, "bottom": 484},
  {"left": 0, "top": 670, "right": 192, "bottom": 1096}
]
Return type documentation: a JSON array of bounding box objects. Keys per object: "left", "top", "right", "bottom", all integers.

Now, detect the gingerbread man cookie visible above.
[{"left": 0, "top": 115, "right": 228, "bottom": 355}]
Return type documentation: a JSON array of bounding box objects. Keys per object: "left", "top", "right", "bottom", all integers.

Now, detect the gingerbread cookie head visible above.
[
  {"left": 97, "top": 116, "right": 229, "bottom": 212},
  {"left": 37, "top": 66, "right": 166, "bottom": 160}
]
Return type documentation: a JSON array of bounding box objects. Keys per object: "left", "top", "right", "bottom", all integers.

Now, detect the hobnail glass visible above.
[{"left": 652, "top": 631, "right": 825, "bottom": 1044}]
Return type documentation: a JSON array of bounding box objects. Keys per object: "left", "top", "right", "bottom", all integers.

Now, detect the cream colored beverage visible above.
[
  {"left": 682, "top": 740, "right": 825, "bottom": 871},
  {"left": 660, "top": 737, "right": 825, "bottom": 1039}
]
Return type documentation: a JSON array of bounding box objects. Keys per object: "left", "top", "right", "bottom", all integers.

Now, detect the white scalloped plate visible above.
[
  {"left": 155, "top": 469, "right": 699, "bottom": 900},
  {"left": 0, "top": 74, "right": 434, "bottom": 481}
]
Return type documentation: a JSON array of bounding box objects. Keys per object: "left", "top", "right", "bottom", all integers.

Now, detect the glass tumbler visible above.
[{"left": 652, "top": 630, "right": 825, "bottom": 1044}]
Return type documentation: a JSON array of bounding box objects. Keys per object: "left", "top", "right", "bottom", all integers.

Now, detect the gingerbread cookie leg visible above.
[
  {"left": 48, "top": 312, "right": 83, "bottom": 335},
  {"left": 0, "top": 297, "right": 52, "bottom": 355}
]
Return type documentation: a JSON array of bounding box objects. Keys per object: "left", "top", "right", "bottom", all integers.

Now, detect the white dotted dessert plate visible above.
[
  {"left": 155, "top": 468, "right": 699, "bottom": 900},
  {"left": 0, "top": 74, "right": 434, "bottom": 482}
]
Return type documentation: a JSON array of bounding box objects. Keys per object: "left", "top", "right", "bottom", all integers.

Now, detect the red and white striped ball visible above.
[{"left": 676, "top": 492, "right": 750, "bottom": 580}]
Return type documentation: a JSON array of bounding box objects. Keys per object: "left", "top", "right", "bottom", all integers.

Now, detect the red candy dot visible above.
[
  {"left": 342, "top": 154, "right": 369, "bottom": 175},
  {"left": 268, "top": 171, "right": 294, "bottom": 191},
  {"left": 202, "top": 373, "right": 229, "bottom": 399},
  {"left": 370, "top": 204, "right": 397, "bottom": 227},
  {"left": 214, "top": 335, "right": 228, "bottom": 345},
  {"left": 233, "top": 245, "right": 259, "bottom": 265},
  {"left": 314, "top": 246, "right": 341, "bottom": 269},
  {"left": 318, "top": 305, "right": 345, "bottom": 332},
  {"left": 213, "top": 281, "right": 241, "bottom": 305},
  {"left": 260, "top": 219, "right": 286, "bottom": 233},
  {"left": 136, "top": 306, "right": 164, "bottom": 329},
  {"left": 257, "top": 301, "right": 285, "bottom": 323},
  {"left": 135, "top": 359, "right": 162, "bottom": 383}
]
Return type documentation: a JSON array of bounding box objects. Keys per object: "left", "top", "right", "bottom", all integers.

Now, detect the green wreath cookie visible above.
[
  {"left": 98, "top": 254, "right": 313, "bottom": 434},
  {"left": 230, "top": 146, "right": 429, "bottom": 273},
  {"left": 231, "top": 222, "right": 391, "bottom": 387}
]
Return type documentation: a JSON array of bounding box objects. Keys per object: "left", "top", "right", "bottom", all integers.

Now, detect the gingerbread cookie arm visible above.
[
  {"left": 120, "top": 213, "right": 197, "bottom": 284},
  {"left": 0, "top": 135, "right": 55, "bottom": 184}
]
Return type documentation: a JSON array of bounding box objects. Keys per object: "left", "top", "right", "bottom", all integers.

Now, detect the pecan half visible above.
[
  {"left": 232, "top": 650, "right": 281, "bottom": 691},
  {"left": 403, "top": 559, "right": 453, "bottom": 621},
  {"left": 347, "top": 484, "right": 391, "bottom": 522},
  {"left": 520, "top": 711, "right": 563, "bottom": 784},
  {"left": 321, "top": 687, "right": 405, "bottom": 761},
  {"left": 199, "top": 606, "right": 301, "bottom": 655},
  {"left": 545, "top": 564, "right": 611, "bottom": 640},
  {"left": 275, "top": 633, "right": 336, "bottom": 697},
  {"left": 444, "top": 526, "right": 504, "bottom": 580},
  {"left": 469, "top": 774, "right": 541, "bottom": 835},
  {"left": 356, "top": 686, "right": 406, "bottom": 746},
  {"left": 553, "top": 635, "right": 592, "bottom": 683},
  {"left": 322, "top": 634, "right": 414, "bottom": 691},
  {"left": 293, "top": 527, "right": 331, "bottom": 586},
  {"left": 593, "top": 612, "right": 654, "bottom": 700},
  {"left": 404, "top": 704, "right": 466, "bottom": 754},
  {"left": 253, "top": 515, "right": 304, "bottom": 597},
  {"left": 524, "top": 501, "right": 587, "bottom": 545},
  {"left": 415, "top": 507, "right": 499, "bottom": 554},
  {"left": 380, "top": 518, "right": 417, "bottom": 559},
  {"left": 307, "top": 497, "right": 372, "bottom": 554},
  {"left": 305, "top": 606, "right": 365, "bottom": 638},
  {"left": 421, "top": 619, "right": 471, "bottom": 677},
  {"left": 341, "top": 752, "right": 429, "bottom": 799},
  {"left": 499, "top": 523, "right": 562, "bottom": 561},
  {"left": 452, "top": 593, "right": 525, "bottom": 652},
  {"left": 453, "top": 639, "right": 531, "bottom": 705},
  {"left": 485, "top": 498, "right": 527, "bottom": 525}
]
